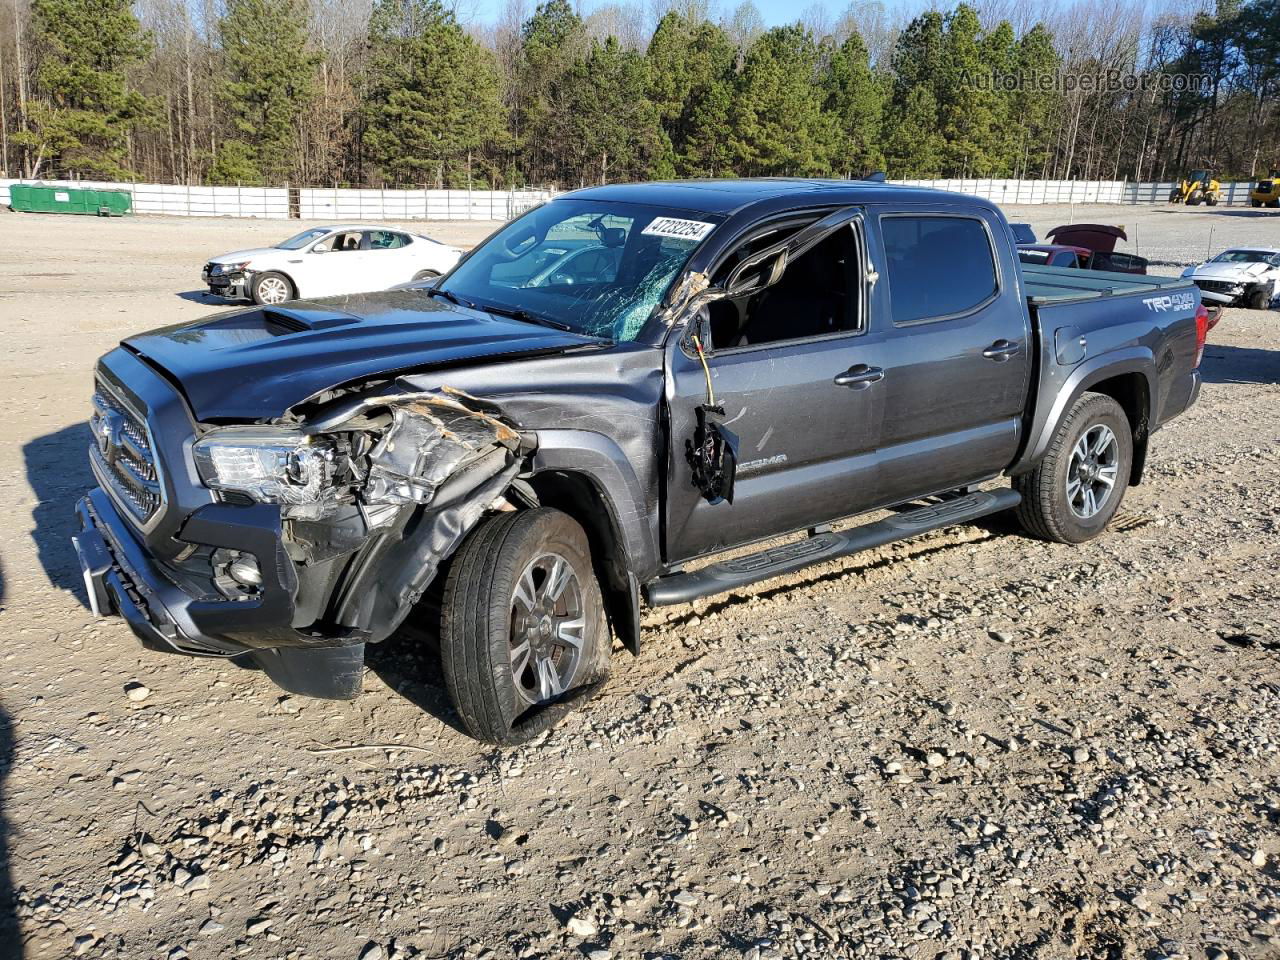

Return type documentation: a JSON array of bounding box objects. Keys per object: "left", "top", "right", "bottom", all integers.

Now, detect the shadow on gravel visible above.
[
  {"left": 0, "top": 706, "right": 21, "bottom": 957},
  {"left": 1199, "top": 344, "right": 1280, "bottom": 385},
  {"left": 364, "top": 618, "right": 471, "bottom": 738},
  {"left": 176, "top": 290, "right": 226, "bottom": 305},
  {"left": 23, "top": 423, "right": 95, "bottom": 607}
]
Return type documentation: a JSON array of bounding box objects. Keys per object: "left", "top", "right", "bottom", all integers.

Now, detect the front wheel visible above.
[
  {"left": 1205, "top": 194, "right": 1219, "bottom": 206},
  {"left": 411, "top": 269, "right": 441, "bottom": 282},
  {"left": 252, "top": 271, "right": 294, "bottom": 305},
  {"left": 1015, "top": 392, "right": 1133, "bottom": 544},
  {"left": 1246, "top": 286, "right": 1270, "bottom": 310},
  {"left": 440, "top": 508, "right": 610, "bottom": 744}
]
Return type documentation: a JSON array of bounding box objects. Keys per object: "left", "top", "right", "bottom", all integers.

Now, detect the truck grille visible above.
[{"left": 90, "top": 376, "right": 164, "bottom": 525}]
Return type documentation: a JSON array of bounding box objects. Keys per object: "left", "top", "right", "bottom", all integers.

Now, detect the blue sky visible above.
[{"left": 452, "top": 0, "right": 922, "bottom": 31}]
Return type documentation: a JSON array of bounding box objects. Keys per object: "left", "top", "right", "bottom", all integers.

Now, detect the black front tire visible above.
[
  {"left": 411, "top": 269, "right": 441, "bottom": 282},
  {"left": 440, "top": 508, "right": 610, "bottom": 744},
  {"left": 1014, "top": 392, "right": 1133, "bottom": 544},
  {"left": 1246, "top": 287, "right": 1270, "bottom": 310}
]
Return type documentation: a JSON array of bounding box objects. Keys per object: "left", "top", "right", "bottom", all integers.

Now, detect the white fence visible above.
[
  {"left": 0, "top": 176, "right": 1260, "bottom": 220},
  {"left": 0, "top": 178, "right": 291, "bottom": 218},
  {"left": 299, "top": 187, "right": 552, "bottom": 220},
  {"left": 0, "top": 178, "right": 553, "bottom": 220},
  {"left": 892, "top": 177, "right": 1258, "bottom": 205}
]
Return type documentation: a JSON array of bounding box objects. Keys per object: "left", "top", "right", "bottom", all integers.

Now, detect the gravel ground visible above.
[{"left": 0, "top": 203, "right": 1277, "bottom": 960}]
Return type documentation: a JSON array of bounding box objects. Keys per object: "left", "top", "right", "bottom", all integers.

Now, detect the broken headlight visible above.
[{"left": 193, "top": 426, "right": 338, "bottom": 505}]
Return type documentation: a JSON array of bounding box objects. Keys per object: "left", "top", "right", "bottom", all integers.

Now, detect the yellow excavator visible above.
[{"left": 1169, "top": 170, "right": 1221, "bottom": 206}]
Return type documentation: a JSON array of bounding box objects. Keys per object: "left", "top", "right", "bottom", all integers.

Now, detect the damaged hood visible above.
[
  {"left": 207, "top": 247, "right": 280, "bottom": 265},
  {"left": 1188, "top": 261, "right": 1271, "bottom": 282},
  {"left": 123, "top": 291, "right": 606, "bottom": 421}
]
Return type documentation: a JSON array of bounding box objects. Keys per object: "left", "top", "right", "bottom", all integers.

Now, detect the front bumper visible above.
[
  {"left": 73, "top": 487, "right": 301, "bottom": 655},
  {"left": 74, "top": 487, "right": 365, "bottom": 697},
  {"left": 201, "top": 267, "right": 249, "bottom": 300}
]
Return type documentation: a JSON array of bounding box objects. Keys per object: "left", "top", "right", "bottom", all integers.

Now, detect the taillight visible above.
[{"left": 1193, "top": 303, "right": 1209, "bottom": 369}]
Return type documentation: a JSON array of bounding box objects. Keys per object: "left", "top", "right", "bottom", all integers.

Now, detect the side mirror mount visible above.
[{"left": 680, "top": 305, "right": 716, "bottom": 359}]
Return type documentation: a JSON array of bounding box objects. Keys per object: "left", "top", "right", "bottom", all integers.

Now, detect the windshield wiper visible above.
[
  {"left": 426, "top": 287, "right": 476, "bottom": 309},
  {"left": 478, "top": 302, "right": 574, "bottom": 332}
]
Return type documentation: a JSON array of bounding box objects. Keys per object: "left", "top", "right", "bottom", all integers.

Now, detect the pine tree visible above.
[
  {"left": 213, "top": 0, "right": 318, "bottom": 185},
  {"left": 1011, "top": 24, "right": 1061, "bottom": 178},
  {"left": 552, "top": 36, "right": 665, "bottom": 185},
  {"left": 363, "top": 0, "right": 506, "bottom": 187},
  {"left": 18, "top": 0, "right": 153, "bottom": 178},
  {"left": 646, "top": 13, "right": 735, "bottom": 176},
  {"left": 823, "top": 30, "right": 885, "bottom": 177},
  {"left": 518, "top": 0, "right": 587, "bottom": 185},
  {"left": 729, "top": 25, "right": 836, "bottom": 176},
  {"left": 883, "top": 10, "right": 946, "bottom": 176}
]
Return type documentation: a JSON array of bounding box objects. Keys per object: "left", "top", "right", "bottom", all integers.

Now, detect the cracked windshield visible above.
[{"left": 436, "top": 199, "right": 717, "bottom": 341}]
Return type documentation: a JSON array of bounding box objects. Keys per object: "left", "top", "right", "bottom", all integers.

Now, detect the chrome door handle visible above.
[
  {"left": 834, "top": 364, "right": 884, "bottom": 388},
  {"left": 983, "top": 339, "right": 1020, "bottom": 361}
]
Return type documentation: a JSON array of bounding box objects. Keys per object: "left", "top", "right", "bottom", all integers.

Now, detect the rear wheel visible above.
[
  {"left": 252, "top": 271, "right": 294, "bottom": 305},
  {"left": 1187, "top": 191, "right": 1203, "bottom": 206},
  {"left": 1015, "top": 392, "right": 1132, "bottom": 544},
  {"left": 440, "top": 508, "right": 610, "bottom": 744},
  {"left": 1270, "top": 199, "right": 1280, "bottom": 209},
  {"left": 1252, "top": 200, "right": 1262, "bottom": 208}
]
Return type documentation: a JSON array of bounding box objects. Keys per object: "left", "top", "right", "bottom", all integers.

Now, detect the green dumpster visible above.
[{"left": 9, "top": 183, "right": 132, "bottom": 216}]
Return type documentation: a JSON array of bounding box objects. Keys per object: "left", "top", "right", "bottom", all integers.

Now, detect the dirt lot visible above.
[{"left": 0, "top": 203, "right": 1278, "bottom": 960}]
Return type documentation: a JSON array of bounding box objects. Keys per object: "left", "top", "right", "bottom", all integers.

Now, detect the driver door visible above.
[
  {"left": 294, "top": 230, "right": 367, "bottom": 298},
  {"left": 664, "top": 209, "right": 889, "bottom": 562}
]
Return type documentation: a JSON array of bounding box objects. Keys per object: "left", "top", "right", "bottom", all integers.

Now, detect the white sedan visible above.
[
  {"left": 201, "top": 225, "right": 463, "bottom": 305},
  {"left": 1181, "top": 247, "right": 1280, "bottom": 310}
]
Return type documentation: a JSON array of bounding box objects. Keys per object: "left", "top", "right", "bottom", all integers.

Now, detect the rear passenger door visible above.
[
  {"left": 363, "top": 230, "right": 415, "bottom": 288},
  {"left": 868, "top": 206, "right": 1031, "bottom": 500}
]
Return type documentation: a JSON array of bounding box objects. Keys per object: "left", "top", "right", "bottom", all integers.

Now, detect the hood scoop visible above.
[{"left": 263, "top": 307, "right": 361, "bottom": 335}]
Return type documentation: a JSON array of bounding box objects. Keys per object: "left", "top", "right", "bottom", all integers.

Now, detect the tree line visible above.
[{"left": 0, "top": 0, "right": 1275, "bottom": 189}]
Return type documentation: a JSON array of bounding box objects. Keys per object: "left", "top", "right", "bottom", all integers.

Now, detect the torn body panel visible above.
[{"left": 281, "top": 389, "right": 524, "bottom": 647}]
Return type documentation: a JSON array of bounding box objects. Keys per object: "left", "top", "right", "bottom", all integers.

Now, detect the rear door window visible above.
[
  {"left": 366, "top": 230, "right": 407, "bottom": 250},
  {"left": 881, "top": 215, "right": 999, "bottom": 324}
]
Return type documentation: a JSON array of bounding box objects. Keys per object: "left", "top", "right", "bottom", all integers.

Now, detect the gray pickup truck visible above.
[{"left": 74, "top": 180, "right": 1206, "bottom": 743}]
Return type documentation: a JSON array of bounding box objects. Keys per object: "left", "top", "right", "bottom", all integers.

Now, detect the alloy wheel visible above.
[
  {"left": 509, "top": 552, "right": 585, "bottom": 704},
  {"left": 1066, "top": 424, "right": 1120, "bottom": 519},
  {"left": 258, "top": 276, "right": 289, "bottom": 304}
]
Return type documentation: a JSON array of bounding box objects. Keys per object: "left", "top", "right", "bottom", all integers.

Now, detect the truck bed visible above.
[{"left": 1020, "top": 263, "right": 1194, "bottom": 305}]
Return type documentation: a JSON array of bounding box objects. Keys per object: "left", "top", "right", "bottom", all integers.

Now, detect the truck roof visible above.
[{"left": 564, "top": 179, "right": 995, "bottom": 216}]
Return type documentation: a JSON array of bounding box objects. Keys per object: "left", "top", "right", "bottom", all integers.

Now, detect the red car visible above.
[
  {"left": 1018, "top": 223, "right": 1149, "bottom": 275},
  {"left": 1018, "top": 243, "right": 1092, "bottom": 269}
]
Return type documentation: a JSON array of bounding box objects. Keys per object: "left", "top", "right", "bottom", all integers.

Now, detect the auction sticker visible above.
[{"left": 642, "top": 217, "right": 716, "bottom": 242}]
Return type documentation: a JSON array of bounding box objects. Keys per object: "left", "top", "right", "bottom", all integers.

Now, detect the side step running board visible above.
[{"left": 645, "top": 488, "right": 1021, "bottom": 607}]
